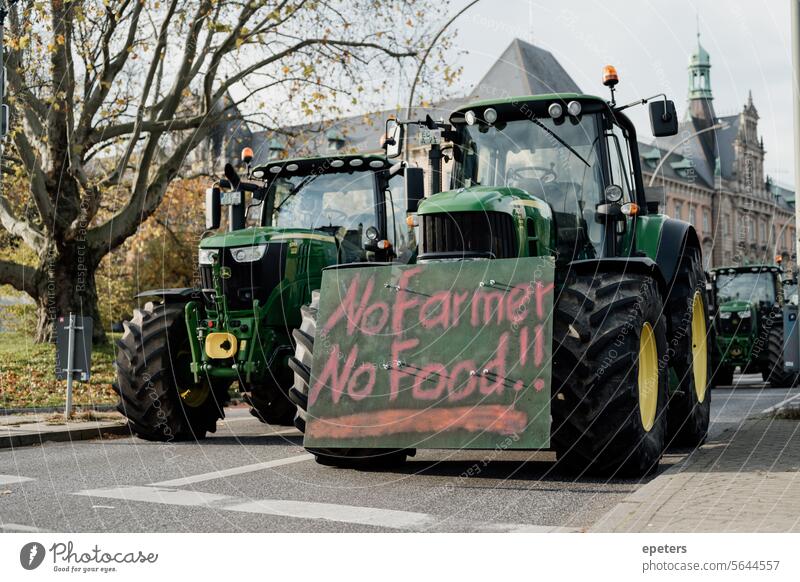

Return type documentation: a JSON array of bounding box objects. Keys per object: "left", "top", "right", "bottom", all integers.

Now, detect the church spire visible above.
[{"left": 689, "top": 28, "right": 713, "bottom": 101}]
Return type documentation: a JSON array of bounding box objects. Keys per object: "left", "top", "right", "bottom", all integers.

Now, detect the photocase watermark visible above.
[
  {"left": 19, "top": 542, "right": 46, "bottom": 570},
  {"left": 19, "top": 540, "right": 158, "bottom": 574}
]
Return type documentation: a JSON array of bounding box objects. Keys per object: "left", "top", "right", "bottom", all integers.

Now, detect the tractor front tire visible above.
[
  {"left": 763, "top": 318, "right": 797, "bottom": 387},
  {"left": 243, "top": 369, "right": 297, "bottom": 426},
  {"left": 114, "top": 302, "right": 228, "bottom": 441},
  {"left": 710, "top": 365, "right": 734, "bottom": 388},
  {"left": 665, "top": 249, "right": 711, "bottom": 448},
  {"left": 552, "top": 272, "right": 668, "bottom": 477},
  {"left": 288, "top": 290, "right": 411, "bottom": 468}
]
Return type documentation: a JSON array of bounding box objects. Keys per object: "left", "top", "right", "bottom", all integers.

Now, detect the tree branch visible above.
[{"left": 0, "top": 259, "right": 38, "bottom": 296}]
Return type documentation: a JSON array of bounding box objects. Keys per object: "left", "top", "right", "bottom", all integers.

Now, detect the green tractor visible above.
[
  {"left": 290, "top": 70, "right": 712, "bottom": 476},
  {"left": 114, "top": 151, "right": 424, "bottom": 440},
  {"left": 709, "top": 264, "right": 795, "bottom": 387}
]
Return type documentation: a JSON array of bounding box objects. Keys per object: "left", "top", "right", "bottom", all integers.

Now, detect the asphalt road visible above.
[{"left": 1, "top": 381, "right": 797, "bottom": 533}]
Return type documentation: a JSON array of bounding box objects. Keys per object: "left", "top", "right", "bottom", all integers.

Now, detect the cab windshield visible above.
[
  {"left": 265, "top": 171, "right": 379, "bottom": 240},
  {"left": 715, "top": 272, "right": 776, "bottom": 305},
  {"left": 451, "top": 114, "right": 605, "bottom": 257}
]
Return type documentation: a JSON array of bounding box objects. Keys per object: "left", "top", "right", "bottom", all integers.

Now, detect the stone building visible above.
[{"left": 644, "top": 34, "right": 795, "bottom": 270}]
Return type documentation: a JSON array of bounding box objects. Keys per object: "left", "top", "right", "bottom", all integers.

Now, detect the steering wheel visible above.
[
  {"left": 508, "top": 165, "right": 558, "bottom": 184},
  {"left": 320, "top": 208, "right": 351, "bottom": 226}
]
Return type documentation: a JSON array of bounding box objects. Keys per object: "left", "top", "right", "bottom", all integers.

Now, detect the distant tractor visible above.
[
  {"left": 709, "top": 264, "right": 797, "bottom": 387},
  {"left": 114, "top": 152, "right": 423, "bottom": 440},
  {"left": 290, "top": 67, "right": 711, "bottom": 477}
]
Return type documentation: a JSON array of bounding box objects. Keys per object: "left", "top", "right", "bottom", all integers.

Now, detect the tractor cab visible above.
[
  {"left": 383, "top": 79, "right": 678, "bottom": 271},
  {"left": 206, "top": 153, "right": 422, "bottom": 263},
  {"left": 709, "top": 264, "right": 792, "bottom": 386}
]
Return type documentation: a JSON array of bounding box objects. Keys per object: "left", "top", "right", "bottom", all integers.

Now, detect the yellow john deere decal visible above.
[{"left": 205, "top": 332, "right": 238, "bottom": 359}]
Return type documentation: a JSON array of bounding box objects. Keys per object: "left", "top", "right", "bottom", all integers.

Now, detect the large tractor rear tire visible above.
[
  {"left": 665, "top": 249, "right": 711, "bottom": 448},
  {"left": 763, "top": 318, "right": 798, "bottom": 387},
  {"left": 288, "top": 290, "right": 411, "bottom": 468},
  {"left": 552, "top": 272, "right": 668, "bottom": 477},
  {"left": 114, "top": 302, "right": 229, "bottom": 441}
]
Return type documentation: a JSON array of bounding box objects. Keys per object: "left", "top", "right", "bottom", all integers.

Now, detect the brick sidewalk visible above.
[{"left": 592, "top": 418, "right": 800, "bottom": 532}]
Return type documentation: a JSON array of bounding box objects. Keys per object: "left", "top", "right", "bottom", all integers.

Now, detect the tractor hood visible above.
[
  {"left": 199, "top": 226, "right": 334, "bottom": 249},
  {"left": 417, "top": 186, "right": 550, "bottom": 216},
  {"left": 718, "top": 300, "right": 754, "bottom": 314}
]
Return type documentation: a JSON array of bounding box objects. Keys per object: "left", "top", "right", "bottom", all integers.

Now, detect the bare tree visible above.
[{"left": 0, "top": 0, "right": 454, "bottom": 342}]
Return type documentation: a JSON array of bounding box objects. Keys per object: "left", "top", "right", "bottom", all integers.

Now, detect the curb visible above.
[
  {"left": 0, "top": 422, "right": 131, "bottom": 449},
  {"left": 589, "top": 429, "right": 734, "bottom": 532},
  {"left": 0, "top": 405, "right": 118, "bottom": 415}
]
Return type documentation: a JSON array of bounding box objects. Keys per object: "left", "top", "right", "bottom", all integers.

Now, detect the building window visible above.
[
  {"left": 702, "top": 209, "right": 710, "bottom": 233},
  {"left": 723, "top": 213, "right": 730, "bottom": 236},
  {"left": 674, "top": 201, "right": 683, "bottom": 221},
  {"left": 687, "top": 203, "right": 696, "bottom": 225},
  {"left": 760, "top": 221, "right": 767, "bottom": 243}
]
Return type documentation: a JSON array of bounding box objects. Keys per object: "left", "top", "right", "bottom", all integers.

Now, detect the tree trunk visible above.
[{"left": 34, "top": 243, "right": 106, "bottom": 344}]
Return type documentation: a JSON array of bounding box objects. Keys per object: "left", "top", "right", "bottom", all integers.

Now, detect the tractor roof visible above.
[
  {"left": 450, "top": 93, "right": 607, "bottom": 122},
  {"left": 251, "top": 153, "right": 390, "bottom": 179},
  {"left": 712, "top": 265, "right": 783, "bottom": 275}
]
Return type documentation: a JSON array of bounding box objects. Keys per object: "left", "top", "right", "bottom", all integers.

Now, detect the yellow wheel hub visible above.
[
  {"left": 176, "top": 349, "right": 210, "bottom": 408},
  {"left": 691, "top": 291, "right": 708, "bottom": 403},
  {"left": 180, "top": 383, "right": 209, "bottom": 407},
  {"left": 638, "top": 322, "right": 659, "bottom": 432}
]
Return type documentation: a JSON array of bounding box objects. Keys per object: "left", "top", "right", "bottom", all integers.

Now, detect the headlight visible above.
[
  {"left": 231, "top": 244, "right": 267, "bottom": 263},
  {"left": 548, "top": 102, "right": 563, "bottom": 118},
  {"left": 199, "top": 249, "right": 218, "bottom": 265},
  {"left": 719, "top": 312, "right": 732, "bottom": 319},
  {"left": 737, "top": 310, "right": 751, "bottom": 318}
]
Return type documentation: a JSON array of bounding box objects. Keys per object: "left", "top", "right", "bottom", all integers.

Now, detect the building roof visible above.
[
  {"left": 230, "top": 38, "right": 582, "bottom": 164},
  {"left": 467, "top": 39, "right": 581, "bottom": 100}
]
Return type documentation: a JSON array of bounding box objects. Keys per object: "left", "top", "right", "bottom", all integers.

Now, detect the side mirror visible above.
[
  {"left": 649, "top": 99, "right": 678, "bottom": 137},
  {"left": 404, "top": 167, "right": 425, "bottom": 212},
  {"left": 205, "top": 185, "right": 221, "bottom": 230},
  {"left": 383, "top": 119, "right": 404, "bottom": 159},
  {"left": 644, "top": 185, "right": 665, "bottom": 214}
]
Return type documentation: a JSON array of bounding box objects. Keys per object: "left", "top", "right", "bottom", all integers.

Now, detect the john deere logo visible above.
[
  {"left": 220, "top": 267, "right": 232, "bottom": 279},
  {"left": 20, "top": 542, "right": 46, "bottom": 570}
]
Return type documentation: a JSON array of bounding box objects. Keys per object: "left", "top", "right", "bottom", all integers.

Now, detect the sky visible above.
[{"left": 443, "top": 0, "right": 795, "bottom": 187}]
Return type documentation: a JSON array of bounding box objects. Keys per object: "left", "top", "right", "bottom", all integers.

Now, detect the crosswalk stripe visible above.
[
  {"left": 148, "top": 453, "right": 313, "bottom": 487},
  {"left": 0, "top": 474, "right": 33, "bottom": 486},
  {"left": 73, "top": 485, "right": 575, "bottom": 532}
]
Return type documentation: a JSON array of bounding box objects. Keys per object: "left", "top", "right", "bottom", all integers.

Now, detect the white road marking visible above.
[
  {"left": 226, "top": 498, "right": 433, "bottom": 529},
  {"left": 72, "top": 485, "right": 570, "bottom": 532},
  {"left": 76, "top": 486, "right": 234, "bottom": 507},
  {"left": 761, "top": 390, "right": 800, "bottom": 414},
  {"left": 0, "top": 523, "right": 48, "bottom": 532},
  {"left": 147, "top": 453, "right": 313, "bottom": 487},
  {"left": 258, "top": 429, "right": 302, "bottom": 437},
  {"left": 0, "top": 474, "right": 33, "bottom": 486}
]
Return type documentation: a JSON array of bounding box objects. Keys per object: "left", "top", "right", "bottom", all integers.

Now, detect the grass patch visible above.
[
  {"left": 772, "top": 406, "right": 800, "bottom": 420},
  {"left": 0, "top": 331, "right": 119, "bottom": 409}
]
